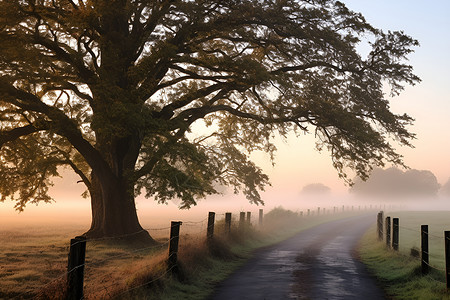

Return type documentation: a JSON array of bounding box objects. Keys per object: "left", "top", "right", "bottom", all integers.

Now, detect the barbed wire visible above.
[
  {"left": 86, "top": 252, "right": 178, "bottom": 299},
  {"left": 4, "top": 210, "right": 403, "bottom": 298},
  {"left": 425, "top": 273, "right": 446, "bottom": 284},
  {"left": 18, "top": 221, "right": 203, "bottom": 300},
  {"left": 422, "top": 259, "right": 446, "bottom": 273},
  {"left": 147, "top": 226, "right": 172, "bottom": 231},
  {"left": 69, "top": 222, "right": 192, "bottom": 247},
  {"left": 84, "top": 239, "right": 173, "bottom": 269},
  {"left": 91, "top": 248, "right": 181, "bottom": 299},
  {"left": 10, "top": 261, "right": 91, "bottom": 300},
  {"left": 421, "top": 250, "right": 445, "bottom": 260},
  {"left": 397, "top": 225, "right": 446, "bottom": 241},
  {"left": 110, "top": 265, "right": 177, "bottom": 299},
  {"left": 182, "top": 227, "right": 208, "bottom": 238},
  {"left": 398, "top": 225, "right": 420, "bottom": 233},
  {"left": 428, "top": 232, "right": 444, "bottom": 240},
  {"left": 183, "top": 217, "right": 208, "bottom": 224}
]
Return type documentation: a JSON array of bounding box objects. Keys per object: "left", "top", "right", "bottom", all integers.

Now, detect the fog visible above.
[{"left": 2, "top": 185, "right": 449, "bottom": 232}]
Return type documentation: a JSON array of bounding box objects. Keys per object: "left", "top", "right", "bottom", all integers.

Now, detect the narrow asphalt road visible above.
[{"left": 210, "top": 214, "right": 386, "bottom": 300}]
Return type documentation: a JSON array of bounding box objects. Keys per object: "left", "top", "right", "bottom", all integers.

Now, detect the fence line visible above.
[
  {"left": 398, "top": 225, "right": 420, "bottom": 233},
  {"left": 7, "top": 206, "right": 373, "bottom": 299},
  {"left": 380, "top": 213, "right": 450, "bottom": 289},
  {"left": 421, "top": 259, "right": 446, "bottom": 272},
  {"left": 65, "top": 210, "right": 255, "bottom": 298},
  {"left": 85, "top": 240, "right": 173, "bottom": 268}
]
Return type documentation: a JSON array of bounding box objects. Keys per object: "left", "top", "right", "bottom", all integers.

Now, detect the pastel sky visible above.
[
  {"left": 2, "top": 1, "right": 450, "bottom": 226},
  {"left": 257, "top": 0, "right": 450, "bottom": 193}
]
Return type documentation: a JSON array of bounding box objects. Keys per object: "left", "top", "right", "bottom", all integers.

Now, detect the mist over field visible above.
[{"left": 2, "top": 184, "right": 450, "bottom": 231}]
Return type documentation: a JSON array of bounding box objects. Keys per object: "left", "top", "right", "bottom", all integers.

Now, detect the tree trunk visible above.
[
  {"left": 81, "top": 125, "right": 154, "bottom": 243},
  {"left": 84, "top": 169, "right": 154, "bottom": 244}
]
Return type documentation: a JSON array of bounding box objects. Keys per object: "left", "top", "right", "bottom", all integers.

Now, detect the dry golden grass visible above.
[
  {"left": 0, "top": 221, "right": 209, "bottom": 299},
  {"left": 0, "top": 225, "right": 82, "bottom": 299}
]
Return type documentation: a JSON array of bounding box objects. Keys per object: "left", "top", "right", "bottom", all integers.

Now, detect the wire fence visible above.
[
  {"left": 3, "top": 206, "right": 377, "bottom": 299},
  {"left": 7, "top": 220, "right": 203, "bottom": 300},
  {"left": 7, "top": 209, "right": 262, "bottom": 299},
  {"left": 380, "top": 214, "right": 449, "bottom": 286}
]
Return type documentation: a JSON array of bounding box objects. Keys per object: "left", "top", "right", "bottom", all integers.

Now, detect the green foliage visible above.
[
  {"left": 264, "top": 206, "right": 299, "bottom": 221},
  {"left": 0, "top": 0, "right": 419, "bottom": 211}
]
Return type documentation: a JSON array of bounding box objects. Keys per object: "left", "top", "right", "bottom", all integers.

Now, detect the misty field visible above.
[
  {"left": 390, "top": 211, "right": 450, "bottom": 270},
  {"left": 359, "top": 210, "right": 450, "bottom": 300},
  {"left": 0, "top": 208, "right": 365, "bottom": 299}
]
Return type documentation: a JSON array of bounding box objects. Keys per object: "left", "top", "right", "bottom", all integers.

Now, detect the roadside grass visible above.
[
  {"left": 1, "top": 208, "right": 366, "bottom": 299},
  {"left": 358, "top": 217, "right": 450, "bottom": 300}
]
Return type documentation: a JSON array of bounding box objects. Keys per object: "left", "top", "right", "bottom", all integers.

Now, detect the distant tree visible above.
[
  {"left": 440, "top": 178, "right": 450, "bottom": 196},
  {"left": 0, "top": 0, "right": 419, "bottom": 239},
  {"left": 350, "top": 167, "right": 440, "bottom": 197},
  {"left": 301, "top": 183, "right": 331, "bottom": 195}
]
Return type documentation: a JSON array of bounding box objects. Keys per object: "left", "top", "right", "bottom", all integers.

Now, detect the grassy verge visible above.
[{"left": 358, "top": 225, "right": 450, "bottom": 300}]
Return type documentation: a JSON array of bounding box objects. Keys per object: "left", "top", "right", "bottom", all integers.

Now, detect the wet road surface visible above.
[{"left": 210, "top": 214, "right": 386, "bottom": 299}]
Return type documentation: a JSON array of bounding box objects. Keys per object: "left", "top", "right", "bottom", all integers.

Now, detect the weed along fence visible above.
[
  {"left": 376, "top": 211, "right": 450, "bottom": 288},
  {"left": 62, "top": 206, "right": 381, "bottom": 299},
  {"left": 61, "top": 210, "right": 265, "bottom": 299},
  {"left": 6, "top": 204, "right": 381, "bottom": 299}
]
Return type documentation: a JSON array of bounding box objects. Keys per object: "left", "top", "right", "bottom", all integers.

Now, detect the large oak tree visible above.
[{"left": 0, "top": 0, "right": 419, "bottom": 239}]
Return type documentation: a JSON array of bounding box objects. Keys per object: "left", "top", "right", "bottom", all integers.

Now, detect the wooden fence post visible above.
[
  {"left": 246, "top": 212, "right": 251, "bottom": 225},
  {"left": 380, "top": 211, "right": 384, "bottom": 236},
  {"left": 317, "top": 207, "right": 320, "bottom": 216},
  {"left": 67, "top": 236, "right": 86, "bottom": 300},
  {"left": 421, "top": 225, "right": 429, "bottom": 274},
  {"left": 393, "top": 218, "right": 399, "bottom": 251},
  {"left": 239, "top": 212, "right": 245, "bottom": 231},
  {"left": 376, "top": 212, "right": 382, "bottom": 241},
  {"left": 225, "top": 213, "right": 232, "bottom": 234},
  {"left": 385, "top": 216, "right": 391, "bottom": 248},
  {"left": 445, "top": 231, "right": 450, "bottom": 290},
  {"left": 207, "top": 212, "right": 215, "bottom": 242},
  {"left": 259, "top": 209, "right": 263, "bottom": 226},
  {"left": 168, "top": 221, "right": 182, "bottom": 273}
]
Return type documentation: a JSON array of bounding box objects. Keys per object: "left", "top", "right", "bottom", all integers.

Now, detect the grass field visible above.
[
  {"left": 387, "top": 211, "right": 450, "bottom": 271},
  {"left": 0, "top": 208, "right": 366, "bottom": 299},
  {"left": 358, "top": 210, "right": 450, "bottom": 300}
]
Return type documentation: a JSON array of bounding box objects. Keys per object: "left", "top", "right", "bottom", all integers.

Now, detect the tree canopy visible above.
[
  {"left": 0, "top": 0, "right": 419, "bottom": 237},
  {"left": 350, "top": 167, "right": 440, "bottom": 198},
  {"left": 440, "top": 178, "right": 450, "bottom": 197}
]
